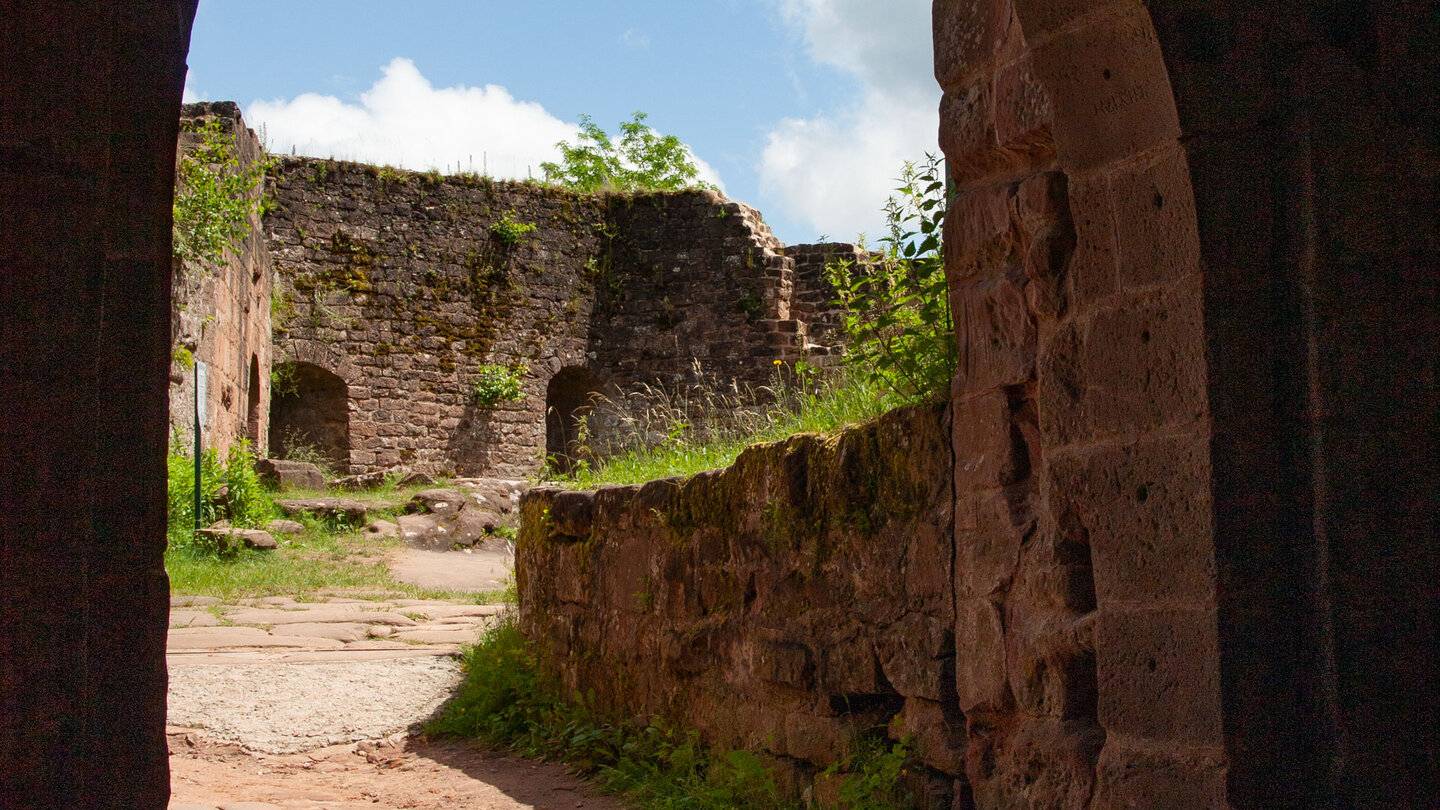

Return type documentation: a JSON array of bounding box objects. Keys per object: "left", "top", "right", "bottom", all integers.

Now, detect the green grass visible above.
[
  {"left": 428, "top": 620, "right": 914, "bottom": 809},
  {"left": 165, "top": 462, "right": 511, "bottom": 603},
  {"left": 552, "top": 365, "right": 908, "bottom": 488},
  {"left": 428, "top": 622, "right": 797, "bottom": 809}
]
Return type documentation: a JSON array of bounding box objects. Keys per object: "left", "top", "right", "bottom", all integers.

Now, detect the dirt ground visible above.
[{"left": 168, "top": 731, "right": 629, "bottom": 810}]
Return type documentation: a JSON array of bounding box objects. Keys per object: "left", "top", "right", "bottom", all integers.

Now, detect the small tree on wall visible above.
[
  {"left": 540, "top": 112, "right": 714, "bottom": 193},
  {"left": 173, "top": 119, "right": 272, "bottom": 264}
]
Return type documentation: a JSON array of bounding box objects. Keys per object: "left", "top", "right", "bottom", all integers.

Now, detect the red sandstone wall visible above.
[
  {"left": 170, "top": 102, "right": 273, "bottom": 456},
  {"left": 934, "top": 1, "right": 1224, "bottom": 805},
  {"left": 520, "top": 403, "right": 962, "bottom": 803}
]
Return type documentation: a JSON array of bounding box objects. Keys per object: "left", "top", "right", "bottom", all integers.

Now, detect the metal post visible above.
[{"left": 193, "top": 360, "right": 207, "bottom": 533}]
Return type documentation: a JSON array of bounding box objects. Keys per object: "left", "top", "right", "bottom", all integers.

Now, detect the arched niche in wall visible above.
[
  {"left": 545, "top": 366, "right": 603, "bottom": 474},
  {"left": 268, "top": 361, "right": 350, "bottom": 473}
]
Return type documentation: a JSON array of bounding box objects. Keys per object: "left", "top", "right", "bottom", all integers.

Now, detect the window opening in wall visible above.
[{"left": 246, "top": 354, "right": 263, "bottom": 448}]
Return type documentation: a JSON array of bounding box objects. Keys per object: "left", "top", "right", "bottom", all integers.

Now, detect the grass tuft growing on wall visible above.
[{"left": 548, "top": 363, "right": 911, "bottom": 488}]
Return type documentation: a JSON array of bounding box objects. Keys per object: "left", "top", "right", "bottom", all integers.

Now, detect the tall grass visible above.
[{"left": 551, "top": 362, "right": 908, "bottom": 488}]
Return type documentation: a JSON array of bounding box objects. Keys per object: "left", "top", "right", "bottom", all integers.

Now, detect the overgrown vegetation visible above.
[
  {"left": 541, "top": 156, "right": 952, "bottom": 487},
  {"left": 550, "top": 362, "right": 904, "bottom": 487},
  {"left": 541, "top": 112, "right": 714, "bottom": 193},
  {"left": 472, "top": 362, "right": 527, "bottom": 407},
  {"left": 430, "top": 621, "right": 913, "bottom": 809},
  {"left": 165, "top": 436, "right": 274, "bottom": 547},
  {"left": 173, "top": 119, "right": 273, "bottom": 264},
  {"left": 163, "top": 444, "right": 505, "bottom": 601},
  {"left": 826, "top": 154, "right": 955, "bottom": 402},
  {"left": 488, "top": 210, "right": 537, "bottom": 245}
]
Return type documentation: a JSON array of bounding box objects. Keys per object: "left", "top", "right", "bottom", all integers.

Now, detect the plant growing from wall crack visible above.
[
  {"left": 472, "top": 362, "right": 527, "bottom": 408},
  {"left": 173, "top": 119, "right": 273, "bottom": 264}
]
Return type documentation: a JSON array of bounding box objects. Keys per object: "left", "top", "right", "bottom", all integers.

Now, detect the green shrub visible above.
[
  {"left": 472, "top": 362, "right": 527, "bottom": 407},
  {"left": 166, "top": 436, "right": 275, "bottom": 548},
  {"left": 541, "top": 111, "right": 714, "bottom": 193},
  {"left": 429, "top": 620, "right": 796, "bottom": 809},
  {"left": 487, "top": 211, "right": 537, "bottom": 246},
  {"left": 827, "top": 154, "right": 955, "bottom": 403},
  {"left": 173, "top": 119, "right": 273, "bottom": 265}
]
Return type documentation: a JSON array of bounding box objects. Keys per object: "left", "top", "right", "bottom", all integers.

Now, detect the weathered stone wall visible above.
[
  {"left": 934, "top": 1, "right": 1225, "bottom": 805},
  {"left": 265, "top": 158, "right": 850, "bottom": 478},
  {"left": 265, "top": 158, "right": 607, "bottom": 477},
  {"left": 169, "top": 102, "right": 273, "bottom": 456},
  {"left": 520, "top": 402, "right": 960, "bottom": 801}
]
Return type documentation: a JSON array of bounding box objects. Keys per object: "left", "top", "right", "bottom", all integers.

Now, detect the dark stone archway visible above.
[
  {"left": 0, "top": 3, "right": 199, "bottom": 806},
  {"left": 545, "top": 367, "right": 603, "bottom": 474},
  {"left": 269, "top": 362, "right": 351, "bottom": 473}
]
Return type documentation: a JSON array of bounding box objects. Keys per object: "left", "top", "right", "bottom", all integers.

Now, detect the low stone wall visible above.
[{"left": 519, "top": 402, "right": 968, "bottom": 802}]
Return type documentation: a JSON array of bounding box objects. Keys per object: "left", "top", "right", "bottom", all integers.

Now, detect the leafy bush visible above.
[
  {"left": 827, "top": 154, "right": 955, "bottom": 402},
  {"left": 173, "top": 119, "right": 273, "bottom": 264},
  {"left": 472, "top": 362, "right": 527, "bottom": 408},
  {"left": 487, "top": 210, "right": 537, "bottom": 245},
  {"left": 166, "top": 436, "right": 275, "bottom": 548},
  {"left": 541, "top": 112, "right": 714, "bottom": 193},
  {"left": 430, "top": 620, "right": 795, "bottom": 809}
]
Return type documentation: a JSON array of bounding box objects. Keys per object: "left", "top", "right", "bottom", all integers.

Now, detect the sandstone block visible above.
[
  {"left": 952, "top": 389, "right": 1026, "bottom": 490},
  {"left": 954, "top": 487, "right": 1031, "bottom": 600},
  {"left": 932, "top": 0, "right": 1014, "bottom": 89},
  {"left": 955, "top": 598, "right": 1009, "bottom": 712},
  {"left": 1095, "top": 607, "right": 1223, "bottom": 745},
  {"left": 1028, "top": 3, "right": 1181, "bottom": 171},
  {"left": 274, "top": 497, "right": 370, "bottom": 525},
  {"left": 1062, "top": 173, "right": 1119, "bottom": 310},
  {"left": 1038, "top": 281, "right": 1207, "bottom": 446},
  {"left": 756, "top": 640, "right": 815, "bottom": 690},
  {"left": 254, "top": 458, "right": 325, "bottom": 491},
  {"left": 889, "top": 697, "right": 965, "bottom": 774},
  {"left": 1091, "top": 737, "right": 1227, "bottom": 810},
  {"left": 783, "top": 713, "right": 852, "bottom": 765},
  {"left": 1047, "top": 433, "right": 1214, "bottom": 606},
  {"left": 966, "top": 718, "right": 1105, "bottom": 810},
  {"left": 1108, "top": 144, "right": 1200, "bottom": 289},
  {"left": 266, "top": 519, "right": 304, "bottom": 535},
  {"left": 952, "top": 274, "right": 1036, "bottom": 393},
  {"left": 195, "top": 528, "right": 277, "bottom": 551},
  {"left": 550, "top": 489, "right": 595, "bottom": 538},
  {"left": 994, "top": 54, "right": 1054, "bottom": 145}
]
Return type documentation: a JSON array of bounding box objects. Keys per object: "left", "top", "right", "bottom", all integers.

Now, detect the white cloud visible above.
[
  {"left": 246, "top": 58, "right": 722, "bottom": 190},
  {"left": 182, "top": 75, "right": 201, "bottom": 103},
  {"left": 760, "top": 0, "right": 939, "bottom": 241},
  {"left": 247, "top": 58, "right": 575, "bottom": 178}
]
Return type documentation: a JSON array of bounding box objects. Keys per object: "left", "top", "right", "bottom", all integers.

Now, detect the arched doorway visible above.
[
  {"left": 545, "top": 367, "right": 602, "bottom": 474},
  {"left": 268, "top": 361, "right": 350, "bottom": 473}
]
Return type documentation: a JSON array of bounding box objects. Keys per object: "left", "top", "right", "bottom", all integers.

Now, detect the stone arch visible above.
[
  {"left": 937, "top": 1, "right": 1438, "bottom": 806},
  {"left": 268, "top": 361, "right": 351, "bottom": 473},
  {"left": 545, "top": 366, "right": 603, "bottom": 473}
]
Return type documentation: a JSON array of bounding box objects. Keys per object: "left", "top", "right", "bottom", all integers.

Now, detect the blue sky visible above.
[{"left": 183, "top": 0, "right": 938, "bottom": 245}]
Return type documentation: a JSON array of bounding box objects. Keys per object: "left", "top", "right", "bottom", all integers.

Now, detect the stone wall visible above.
[
  {"left": 264, "top": 154, "right": 852, "bottom": 478},
  {"left": 169, "top": 101, "right": 273, "bottom": 456},
  {"left": 520, "top": 402, "right": 962, "bottom": 802}
]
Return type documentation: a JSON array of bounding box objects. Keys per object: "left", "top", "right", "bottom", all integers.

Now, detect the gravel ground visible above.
[{"left": 167, "top": 657, "right": 465, "bottom": 754}]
